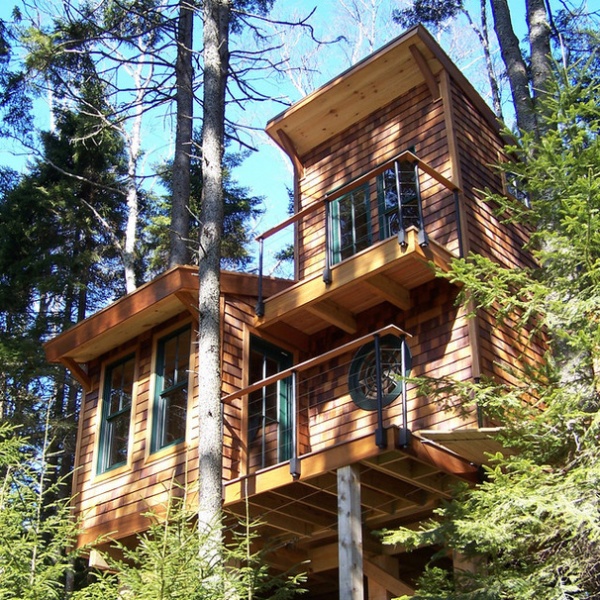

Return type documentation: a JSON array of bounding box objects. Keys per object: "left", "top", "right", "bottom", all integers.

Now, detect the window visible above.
[
  {"left": 503, "top": 170, "right": 530, "bottom": 207},
  {"left": 348, "top": 335, "right": 412, "bottom": 411},
  {"left": 377, "top": 159, "right": 422, "bottom": 242},
  {"left": 248, "top": 336, "right": 293, "bottom": 466},
  {"left": 98, "top": 354, "right": 135, "bottom": 474},
  {"left": 330, "top": 185, "right": 371, "bottom": 265},
  {"left": 152, "top": 326, "right": 191, "bottom": 452}
]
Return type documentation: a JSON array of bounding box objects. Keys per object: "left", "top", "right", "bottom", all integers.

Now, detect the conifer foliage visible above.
[{"left": 385, "top": 63, "right": 600, "bottom": 599}]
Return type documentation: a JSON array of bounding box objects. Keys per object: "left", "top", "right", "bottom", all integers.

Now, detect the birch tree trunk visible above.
[
  {"left": 170, "top": 0, "right": 194, "bottom": 267},
  {"left": 197, "top": 0, "right": 230, "bottom": 539},
  {"left": 123, "top": 86, "right": 142, "bottom": 292}
]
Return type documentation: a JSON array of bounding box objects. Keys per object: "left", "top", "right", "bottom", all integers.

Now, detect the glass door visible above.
[{"left": 248, "top": 336, "right": 293, "bottom": 468}]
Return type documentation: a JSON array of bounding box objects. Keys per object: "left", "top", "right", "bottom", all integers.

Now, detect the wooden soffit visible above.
[
  {"left": 265, "top": 25, "right": 500, "bottom": 160},
  {"left": 413, "top": 428, "right": 516, "bottom": 467},
  {"left": 44, "top": 266, "right": 291, "bottom": 365}
]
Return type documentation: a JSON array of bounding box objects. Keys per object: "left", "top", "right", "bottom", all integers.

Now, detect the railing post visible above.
[
  {"left": 394, "top": 161, "right": 407, "bottom": 248},
  {"left": 323, "top": 198, "right": 332, "bottom": 284},
  {"left": 289, "top": 370, "right": 301, "bottom": 479},
  {"left": 414, "top": 162, "right": 429, "bottom": 247},
  {"left": 398, "top": 336, "right": 410, "bottom": 448},
  {"left": 255, "top": 237, "right": 265, "bottom": 317},
  {"left": 374, "top": 334, "right": 387, "bottom": 449}
]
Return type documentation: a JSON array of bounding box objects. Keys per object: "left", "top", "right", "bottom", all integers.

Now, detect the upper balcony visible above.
[{"left": 254, "top": 150, "right": 463, "bottom": 338}]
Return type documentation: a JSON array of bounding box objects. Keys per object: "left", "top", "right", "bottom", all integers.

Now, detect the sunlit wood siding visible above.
[
  {"left": 296, "top": 80, "right": 459, "bottom": 282},
  {"left": 246, "top": 279, "right": 476, "bottom": 469},
  {"left": 449, "top": 77, "right": 545, "bottom": 389},
  {"left": 72, "top": 293, "right": 257, "bottom": 548}
]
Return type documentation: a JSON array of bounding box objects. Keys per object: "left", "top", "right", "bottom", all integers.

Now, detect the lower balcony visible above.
[{"left": 221, "top": 325, "right": 495, "bottom": 596}]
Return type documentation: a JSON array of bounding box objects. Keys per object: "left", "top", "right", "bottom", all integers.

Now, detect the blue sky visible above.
[{"left": 0, "top": 0, "right": 553, "bottom": 247}]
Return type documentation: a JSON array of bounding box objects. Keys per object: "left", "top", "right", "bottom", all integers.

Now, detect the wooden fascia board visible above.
[
  {"left": 275, "top": 128, "right": 304, "bottom": 179},
  {"left": 44, "top": 266, "right": 198, "bottom": 363},
  {"left": 44, "top": 268, "right": 290, "bottom": 364}
]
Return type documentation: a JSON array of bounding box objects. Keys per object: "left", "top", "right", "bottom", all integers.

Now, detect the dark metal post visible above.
[
  {"left": 323, "top": 199, "right": 332, "bottom": 284},
  {"left": 414, "top": 163, "right": 429, "bottom": 247},
  {"left": 398, "top": 336, "right": 410, "bottom": 448},
  {"left": 374, "top": 334, "right": 387, "bottom": 449},
  {"left": 255, "top": 237, "right": 265, "bottom": 317},
  {"left": 289, "top": 370, "right": 301, "bottom": 479},
  {"left": 394, "top": 161, "right": 407, "bottom": 248}
]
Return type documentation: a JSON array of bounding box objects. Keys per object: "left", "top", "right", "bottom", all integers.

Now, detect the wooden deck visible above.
[
  {"left": 223, "top": 426, "right": 482, "bottom": 598},
  {"left": 256, "top": 228, "right": 457, "bottom": 337}
]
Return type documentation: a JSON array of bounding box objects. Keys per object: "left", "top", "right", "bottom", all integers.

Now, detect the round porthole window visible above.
[{"left": 348, "top": 334, "right": 412, "bottom": 411}]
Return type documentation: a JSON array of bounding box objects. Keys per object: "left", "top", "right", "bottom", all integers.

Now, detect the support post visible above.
[
  {"left": 414, "top": 162, "right": 429, "bottom": 247},
  {"left": 337, "top": 465, "right": 363, "bottom": 600},
  {"left": 374, "top": 334, "right": 387, "bottom": 449},
  {"left": 289, "top": 370, "right": 300, "bottom": 479},
  {"left": 398, "top": 336, "right": 410, "bottom": 448}
]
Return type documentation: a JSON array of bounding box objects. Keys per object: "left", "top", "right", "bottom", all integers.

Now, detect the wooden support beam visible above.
[
  {"left": 227, "top": 501, "right": 315, "bottom": 538},
  {"left": 306, "top": 299, "right": 357, "bottom": 334},
  {"left": 365, "top": 455, "right": 452, "bottom": 497},
  {"left": 61, "top": 357, "right": 92, "bottom": 392},
  {"left": 175, "top": 290, "right": 199, "bottom": 319},
  {"left": 364, "top": 274, "right": 412, "bottom": 310},
  {"left": 409, "top": 44, "right": 440, "bottom": 100},
  {"left": 276, "top": 128, "right": 304, "bottom": 179},
  {"left": 338, "top": 465, "right": 364, "bottom": 600},
  {"left": 364, "top": 558, "right": 415, "bottom": 598}
]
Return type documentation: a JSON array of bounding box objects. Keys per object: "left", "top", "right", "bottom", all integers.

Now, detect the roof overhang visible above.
[
  {"left": 265, "top": 25, "right": 500, "bottom": 161},
  {"left": 44, "top": 266, "right": 291, "bottom": 366}
]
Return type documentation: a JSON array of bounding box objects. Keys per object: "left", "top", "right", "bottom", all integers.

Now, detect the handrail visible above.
[
  {"left": 221, "top": 324, "right": 411, "bottom": 405},
  {"left": 255, "top": 150, "right": 460, "bottom": 244}
]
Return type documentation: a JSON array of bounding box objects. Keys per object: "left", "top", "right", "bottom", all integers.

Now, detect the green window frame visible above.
[
  {"left": 248, "top": 336, "right": 293, "bottom": 465},
  {"left": 98, "top": 354, "right": 135, "bottom": 474},
  {"left": 377, "top": 157, "right": 421, "bottom": 240},
  {"left": 151, "top": 325, "right": 191, "bottom": 453},
  {"left": 329, "top": 184, "right": 371, "bottom": 265}
]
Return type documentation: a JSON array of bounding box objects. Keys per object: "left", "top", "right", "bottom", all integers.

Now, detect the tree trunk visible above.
[
  {"left": 527, "top": 0, "right": 552, "bottom": 107},
  {"left": 123, "top": 62, "right": 145, "bottom": 292},
  {"left": 169, "top": 0, "right": 194, "bottom": 267},
  {"left": 197, "top": 0, "right": 230, "bottom": 539},
  {"left": 490, "top": 0, "right": 537, "bottom": 135},
  {"left": 478, "top": 0, "right": 503, "bottom": 120}
]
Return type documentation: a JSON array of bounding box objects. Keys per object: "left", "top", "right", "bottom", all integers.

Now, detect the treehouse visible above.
[{"left": 45, "top": 26, "right": 543, "bottom": 599}]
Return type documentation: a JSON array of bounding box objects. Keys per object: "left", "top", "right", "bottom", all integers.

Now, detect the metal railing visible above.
[
  {"left": 222, "top": 325, "right": 412, "bottom": 480},
  {"left": 255, "top": 150, "right": 461, "bottom": 316}
]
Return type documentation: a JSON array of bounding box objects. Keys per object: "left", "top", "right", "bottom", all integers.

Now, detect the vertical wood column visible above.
[{"left": 337, "top": 464, "right": 363, "bottom": 599}]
